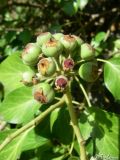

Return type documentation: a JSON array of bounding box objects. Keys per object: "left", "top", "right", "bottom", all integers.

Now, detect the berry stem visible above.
[
  {"left": 75, "top": 76, "right": 92, "bottom": 107},
  {"left": 64, "top": 85, "right": 87, "bottom": 160},
  {"left": 0, "top": 97, "right": 65, "bottom": 151},
  {"left": 97, "top": 58, "right": 108, "bottom": 63},
  {"left": 54, "top": 57, "right": 62, "bottom": 72}
]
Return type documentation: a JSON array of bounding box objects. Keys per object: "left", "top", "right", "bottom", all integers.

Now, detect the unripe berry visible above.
[
  {"left": 63, "top": 58, "right": 74, "bottom": 71},
  {"left": 55, "top": 75, "right": 68, "bottom": 90},
  {"left": 60, "top": 35, "right": 77, "bottom": 52},
  {"left": 33, "top": 82, "right": 55, "bottom": 104},
  {"left": 81, "top": 43, "right": 95, "bottom": 60},
  {"left": 53, "top": 33, "right": 64, "bottom": 40},
  {"left": 21, "top": 70, "right": 35, "bottom": 86},
  {"left": 22, "top": 43, "right": 41, "bottom": 66},
  {"left": 73, "top": 35, "right": 83, "bottom": 46},
  {"left": 36, "top": 32, "right": 52, "bottom": 46},
  {"left": 114, "top": 39, "right": 120, "bottom": 50},
  {"left": 37, "top": 57, "right": 56, "bottom": 77},
  {"left": 42, "top": 39, "right": 63, "bottom": 57},
  {"left": 78, "top": 61, "right": 98, "bottom": 82}
]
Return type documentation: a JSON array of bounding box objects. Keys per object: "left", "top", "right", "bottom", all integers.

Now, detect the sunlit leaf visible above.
[
  {"left": 0, "top": 86, "right": 40, "bottom": 124},
  {"left": 104, "top": 57, "right": 120, "bottom": 100},
  {"left": 0, "top": 52, "right": 33, "bottom": 96}
]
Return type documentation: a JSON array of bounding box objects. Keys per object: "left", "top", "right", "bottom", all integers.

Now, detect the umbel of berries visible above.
[
  {"left": 38, "top": 57, "right": 56, "bottom": 77},
  {"left": 60, "top": 35, "right": 77, "bottom": 52},
  {"left": 36, "top": 32, "right": 52, "bottom": 46},
  {"left": 78, "top": 61, "right": 98, "bottom": 82},
  {"left": 63, "top": 58, "right": 74, "bottom": 71},
  {"left": 81, "top": 43, "right": 95, "bottom": 60},
  {"left": 22, "top": 43, "right": 41, "bottom": 66},
  {"left": 21, "top": 70, "right": 35, "bottom": 86},
  {"left": 33, "top": 82, "right": 55, "bottom": 104},
  {"left": 55, "top": 75, "right": 68, "bottom": 91},
  {"left": 42, "top": 39, "right": 63, "bottom": 57}
]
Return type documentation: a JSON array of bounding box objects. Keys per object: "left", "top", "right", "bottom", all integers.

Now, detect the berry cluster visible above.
[{"left": 21, "top": 32, "right": 99, "bottom": 104}]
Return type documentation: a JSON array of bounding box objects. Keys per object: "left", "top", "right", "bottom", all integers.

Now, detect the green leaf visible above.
[
  {"left": 0, "top": 86, "right": 40, "bottom": 124},
  {"left": 18, "top": 30, "right": 32, "bottom": 44},
  {"left": 0, "top": 52, "right": 33, "bottom": 96},
  {"left": 77, "top": 107, "right": 119, "bottom": 158},
  {"left": 62, "top": 1, "right": 76, "bottom": 16},
  {"left": 50, "top": 108, "right": 60, "bottom": 132},
  {"left": 104, "top": 57, "right": 120, "bottom": 100},
  {"left": 95, "top": 32, "right": 106, "bottom": 43},
  {"left": 77, "top": 0, "right": 89, "bottom": 10},
  {"left": 0, "top": 127, "right": 50, "bottom": 160},
  {"left": 51, "top": 107, "right": 73, "bottom": 145},
  {"left": 0, "top": 127, "right": 33, "bottom": 160}
]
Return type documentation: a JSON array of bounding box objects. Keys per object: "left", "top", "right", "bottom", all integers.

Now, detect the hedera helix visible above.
[
  {"left": 0, "top": 32, "right": 101, "bottom": 160},
  {"left": 20, "top": 32, "right": 99, "bottom": 160}
]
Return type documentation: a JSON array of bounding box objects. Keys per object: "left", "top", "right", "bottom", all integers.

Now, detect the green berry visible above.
[
  {"left": 37, "top": 57, "right": 56, "bottom": 77},
  {"left": 33, "top": 82, "right": 55, "bottom": 104},
  {"left": 73, "top": 35, "right": 83, "bottom": 46},
  {"left": 36, "top": 32, "right": 52, "bottom": 46},
  {"left": 81, "top": 43, "right": 95, "bottom": 60},
  {"left": 42, "top": 39, "right": 63, "bottom": 57},
  {"left": 78, "top": 61, "right": 98, "bottom": 82},
  {"left": 22, "top": 70, "right": 35, "bottom": 86},
  {"left": 22, "top": 43, "right": 41, "bottom": 66},
  {"left": 114, "top": 39, "right": 120, "bottom": 50},
  {"left": 60, "top": 35, "right": 77, "bottom": 52},
  {"left": 53, "top": 33, "right": 64, "bottom": 40}
]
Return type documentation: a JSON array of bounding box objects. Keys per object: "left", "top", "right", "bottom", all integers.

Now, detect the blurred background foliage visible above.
[{"left": 0, "top": 0, "right": 120, "bottom": 113}]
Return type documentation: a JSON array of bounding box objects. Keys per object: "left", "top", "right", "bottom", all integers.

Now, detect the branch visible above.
[
  {"left": 64, "top": 86, "right": 87, "bottom": 160},
  {"left": 0, "top": 97, "right": 65, "bottom": 151}
]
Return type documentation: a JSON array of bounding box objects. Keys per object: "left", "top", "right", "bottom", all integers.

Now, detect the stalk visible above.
[{"left": 64, "top": 86, "right": 87, "bottom": 160}]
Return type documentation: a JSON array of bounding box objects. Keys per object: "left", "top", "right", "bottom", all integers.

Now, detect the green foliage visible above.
[
  {"left": 104, "top": 57, "right": 120, "bottom": 100},
  {"left": 0, "top": 87, "right": 40, "bottom": 124}
]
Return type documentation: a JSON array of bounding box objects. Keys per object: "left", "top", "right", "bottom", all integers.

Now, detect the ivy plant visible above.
[{"left": 0, "top": 32, "right": 120, "bottom": 160}]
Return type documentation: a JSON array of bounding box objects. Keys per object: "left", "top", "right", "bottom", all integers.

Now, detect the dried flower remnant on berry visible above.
[
  {"left": 55, "top": 75, "right": 68, "bottom": 90},
  {"left": 63, "top": 58, "right": 74, "bottom": 71},
  {"left": 34, "top": 90, "right": 47, "bottom": 103}
]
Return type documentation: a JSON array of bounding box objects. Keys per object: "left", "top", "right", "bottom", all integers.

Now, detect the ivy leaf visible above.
[
  {"left": 0, "top": 86, "right": 40, "bottom": 124},
  {"left": 0, "top": 52, "right": 33, "bottom": 96},
  {"left": 0, "top": 127, "right": 50, "bottom": 160},
  {"left": 50, "top": 108, "right": 60, "bottom": 132},
  {"left": 76, "top": 107, "right": 119, "bottom": 158},
  {"left": 51, "top": 107, "right": 73, "bottom": 145},
  {"left": 104, "top": 57, "right": 120, "bottom": 100},
  {"left": 77, "top": 0, "right": 89, "bottom": 10}
]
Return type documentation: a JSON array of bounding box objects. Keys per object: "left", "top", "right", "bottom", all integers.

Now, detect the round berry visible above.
[
  {"left": 73, "top": 35, "right": 83, "bottom": 46},
  {"left": 60, "top": 35, "right": 77, "bottom": 52},
  {"left": 22, "top": 43, "right": 41, "bottom": 66},
  {"left": 37, "top": 57, "right": 56, "bottom": 77},
  {"left": 81, "top": 43, "right": 95, "bottom": 60},
  {"left": 42, "top": 39, "right": 63, "bottom": 57},
  {"left": 53, "top": 33, "right": 64, "bottom": 40},
  {"left": 33, "top": 82, "right": 55, "bottom": 104},
  {"left": 78, "top": 61, "right": 98, "bottom": 82},
  {"left": 22, "top": 70, "right": 35, "bottom": 86},
  {"left": 36, "top": 32, "right": 52, "bottom": 46}
]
